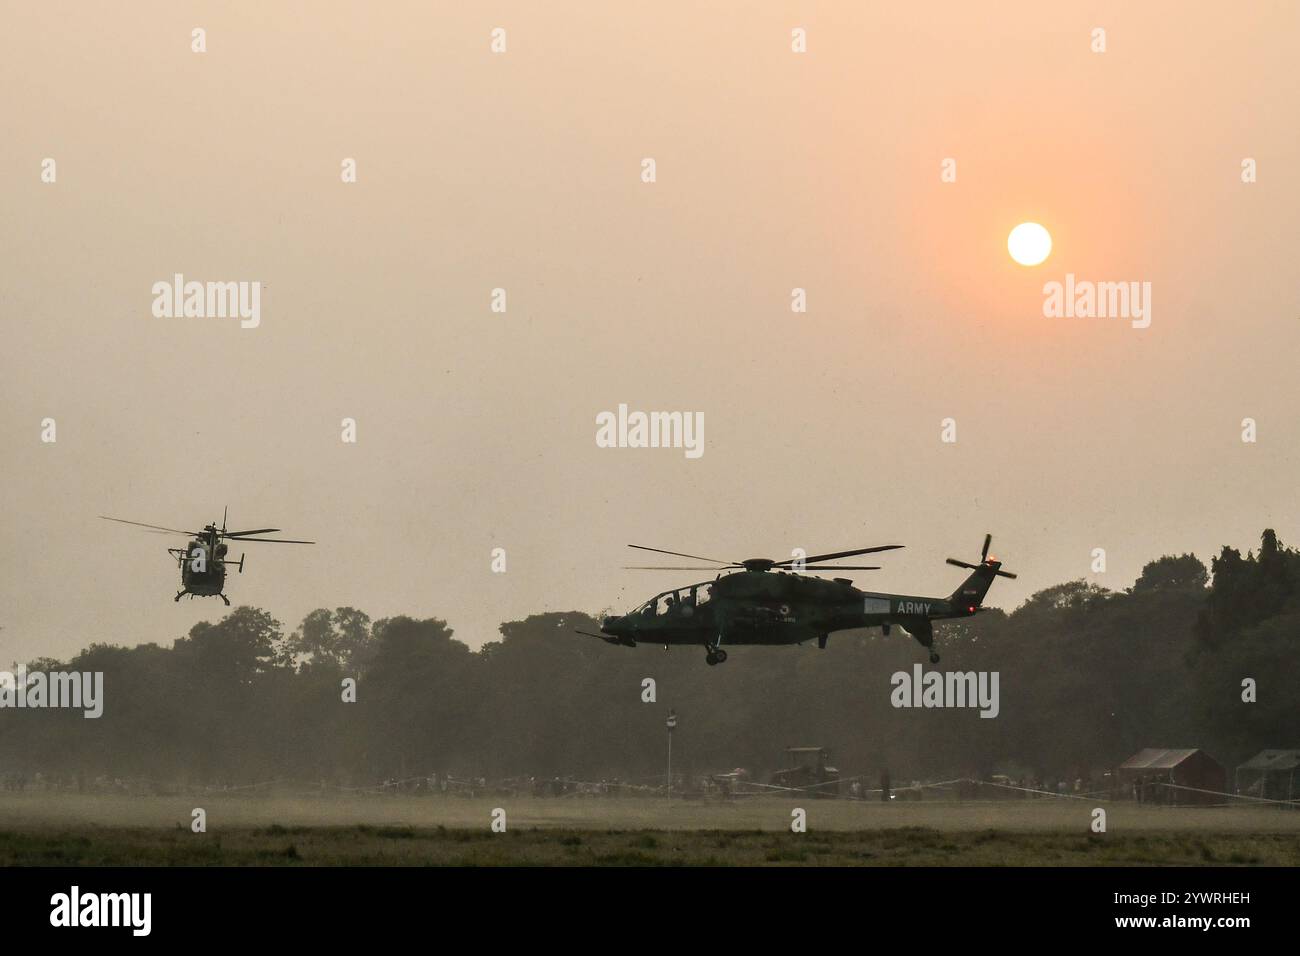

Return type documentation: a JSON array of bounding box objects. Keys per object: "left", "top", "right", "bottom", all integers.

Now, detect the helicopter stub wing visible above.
[{"left": 575, "top": 629, "right": 635, "bottom": 648}]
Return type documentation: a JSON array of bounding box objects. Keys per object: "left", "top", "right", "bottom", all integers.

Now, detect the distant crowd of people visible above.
[{"left": 0, "top": 768, "right": 1139, "bottom": 801}]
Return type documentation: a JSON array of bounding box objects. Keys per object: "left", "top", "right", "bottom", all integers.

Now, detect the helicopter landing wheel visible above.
[
  {"left": 714, "top": 649, "right": 727, "bottom": 664},
  {"left": 929, "top": 651, "right": 940, "bottom": 664},
  {"left": 705, "top": 651, "right": 718, "bottom": 666},
  {"left": 174, "top": 591, "right": 184, "bottom": 602},
  {"left": 220, "top": 594, "right": 231, "bottom": 606}
]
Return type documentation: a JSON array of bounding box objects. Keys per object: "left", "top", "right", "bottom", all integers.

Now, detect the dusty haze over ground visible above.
[{"left": 3, "top": 2, "right": 1298, "bottom": 664}]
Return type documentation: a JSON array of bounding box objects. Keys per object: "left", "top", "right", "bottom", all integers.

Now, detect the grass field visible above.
[{"left": 2, "top": 793, "right": 1298, "bottom": 865}]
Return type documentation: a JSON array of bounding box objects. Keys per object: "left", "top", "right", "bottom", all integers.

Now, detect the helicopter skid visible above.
[{"left": 175, "top": 589, "right": 231, "bottom": 606}]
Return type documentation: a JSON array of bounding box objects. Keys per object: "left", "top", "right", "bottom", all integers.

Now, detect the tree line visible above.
[{"left": 3, "top": 531, "right": 1296, "bottom": 788}]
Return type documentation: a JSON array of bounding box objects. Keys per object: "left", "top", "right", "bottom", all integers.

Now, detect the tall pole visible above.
[{"left": 666, "top": 709, "right": 677, "bottom": 798}]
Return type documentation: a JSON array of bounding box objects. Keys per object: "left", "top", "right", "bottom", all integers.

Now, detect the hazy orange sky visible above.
[{"left": 3, "top": 2, "right": 1298, "bottom": 664}]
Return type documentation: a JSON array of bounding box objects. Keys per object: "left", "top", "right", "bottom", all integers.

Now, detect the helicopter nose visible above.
[{"left": 601, "top": 614, "right": 626, "bottom": 635}]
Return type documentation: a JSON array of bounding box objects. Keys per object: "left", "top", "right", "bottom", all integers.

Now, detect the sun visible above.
[{"left": 1008, "top": 222, "right": 1052, "bottom": 266}]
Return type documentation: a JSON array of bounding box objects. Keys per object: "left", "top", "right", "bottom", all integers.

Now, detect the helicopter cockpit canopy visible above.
[{"left": 636, "top": 582, "right": 712, "bottom": 617}]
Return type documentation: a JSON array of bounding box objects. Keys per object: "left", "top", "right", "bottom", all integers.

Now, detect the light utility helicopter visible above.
[
  {"left": 100, "top": 509, "right": 314, "bottom": 604},
  {"left": 579, "top": 535, "right": 1016, "bottom": 666}
]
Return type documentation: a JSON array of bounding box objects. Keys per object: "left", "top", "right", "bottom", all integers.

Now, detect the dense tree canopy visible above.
[{"left": 2, "top": 532, "right": 1295, "bottom": 787}]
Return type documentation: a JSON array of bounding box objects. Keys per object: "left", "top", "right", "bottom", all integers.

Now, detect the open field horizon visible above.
[
  {"left": 5, "top": 792, "right": 1300, "bottom": 832},
  {"left": 3, "top": 794, "right": 1299, "bottom": 866}
]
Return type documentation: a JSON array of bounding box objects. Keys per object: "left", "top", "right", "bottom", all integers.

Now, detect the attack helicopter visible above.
[
  {"left": 579, "top": 535, "right": 1016, "bottom": 666},
  {"left": 100, "top": 509, "right": 313, "bottom": 604}
]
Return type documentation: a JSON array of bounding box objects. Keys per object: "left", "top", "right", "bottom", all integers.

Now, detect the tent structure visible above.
[
  {"left": 1234, "top": 750, "right": 1300, "bottom": 802},
  {"left": 1117, "top": 748, "right": 1226, "bottom": 805}
]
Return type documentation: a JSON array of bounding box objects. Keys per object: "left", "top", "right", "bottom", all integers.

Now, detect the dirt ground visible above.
[{"left": 1, "top": 793, "right": 1297, "bottom": 865}]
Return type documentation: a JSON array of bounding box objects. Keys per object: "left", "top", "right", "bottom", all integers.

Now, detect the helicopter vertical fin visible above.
[{"left": 948, "top": 564, "right": 998, "bottom": 611}]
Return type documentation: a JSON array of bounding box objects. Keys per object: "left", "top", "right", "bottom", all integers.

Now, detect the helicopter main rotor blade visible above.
[
  {"left": 99, "top": 516, "right": 201, "bottom": 536},
  {"left": 223, "top": 528, "right": 281, "bottom": 538},
  {"left": 628, "top": 545, "right": 737, "bottom": 566},
  {"left": 773, "top": 545, "right": 903, "bottom": 566},
  {"left": 227, "top": 537, "right": 315, "bottom": 544},
  {"left": 623, "top": 565, "right": 729, "bottom": 571},
  {"left": 798, "top": 565, "right": 882, "bottom": 571}
]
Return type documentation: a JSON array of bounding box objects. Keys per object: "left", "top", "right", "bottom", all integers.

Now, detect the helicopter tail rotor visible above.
[
  {"left": 946, "top": 534, "right": 1017, "bottom": 612},
  {"left": 945, "top": 533, "right": 1017, "bottom": 579}
]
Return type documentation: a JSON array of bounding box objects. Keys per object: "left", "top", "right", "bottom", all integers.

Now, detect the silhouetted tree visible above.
[
  {"left": 1132, "top": 553, "right": 1208, "bottom": 593},
  {"left": 3, "top": 532, "right": 1296, "bottom": 786}
]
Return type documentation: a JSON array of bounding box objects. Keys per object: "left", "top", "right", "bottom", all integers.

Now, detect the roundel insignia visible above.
[{"left": 779, "top": 604, "right": 791, "bottom": 616}]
